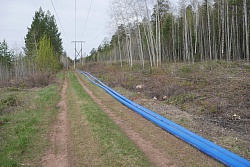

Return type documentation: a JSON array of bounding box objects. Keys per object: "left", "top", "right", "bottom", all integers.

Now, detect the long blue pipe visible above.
[{"left": 78, "top": 70, "right": 250, "bottom": 167}]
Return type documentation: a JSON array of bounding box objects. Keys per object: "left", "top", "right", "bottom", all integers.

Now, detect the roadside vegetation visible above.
[
  {"left": 0, "top": 7, "right": 70, "bottom": 166},
  {"left": 66, "top": 71, "right": 151, "bottom": 166},
  {"left": 0, "top": 72, "right": 64, "bottom": 166}
]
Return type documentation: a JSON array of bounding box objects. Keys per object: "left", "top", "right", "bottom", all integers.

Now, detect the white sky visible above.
[{"left": 0, "top": 0, "right": 180, "bottom": 59}]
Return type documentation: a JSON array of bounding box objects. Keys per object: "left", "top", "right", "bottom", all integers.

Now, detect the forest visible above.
[{"left": 87, "top": 0, "right": 250, "bottom": 68}]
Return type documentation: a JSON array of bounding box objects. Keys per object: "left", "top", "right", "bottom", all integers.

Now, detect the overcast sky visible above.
[
  {"left": 0, "top": 0, "right": 110, "bottom": 59},
  {"left": 0, "top": 0, "right": 179, "bottom": 59}
]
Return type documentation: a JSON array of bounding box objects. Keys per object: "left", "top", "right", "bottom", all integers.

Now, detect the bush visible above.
[
  {"left": 23, "top": 73, "right": 55, "bottom": 88},
  {"left": 0, "top": 95, "right": 17, "bottom": 113}
]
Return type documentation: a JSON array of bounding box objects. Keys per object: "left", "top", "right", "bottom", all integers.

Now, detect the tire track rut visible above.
[{"left": 42, "top": 75, "right": 70, "bottom": 167}]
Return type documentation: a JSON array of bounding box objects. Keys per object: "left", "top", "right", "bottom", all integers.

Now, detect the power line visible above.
[
  {"left": 81, "top": 0, "right": 94, "bottom": 38},
  {"left": 88, "top": 30, "right": 104, "bottom": 43},
  {"left": 50, "top": 0, "right": 70, "bottom": 43},
  {"left": 75, "top": 0, "right": 77, "bottom": 41}
]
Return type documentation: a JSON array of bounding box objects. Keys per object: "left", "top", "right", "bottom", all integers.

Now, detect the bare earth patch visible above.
[{"left": 42, "top": 76, "right": 70, "bottom": 167}]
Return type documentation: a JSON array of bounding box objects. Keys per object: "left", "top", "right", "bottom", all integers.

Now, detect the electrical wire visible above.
[
  {"left": 75, "top": 0, "right": 76, "bottom": 41},
  {"left": 88, "top": 30, "right": 104, "bottom": 43},
  {"left": 81, "top": 0, "right": 94, "bottom": 38},
  {"left": 50, "top": 0, "right": 70, "bottom": 43}
]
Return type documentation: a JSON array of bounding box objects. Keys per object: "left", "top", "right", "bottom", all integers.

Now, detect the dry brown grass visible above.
[{"left": 0, "top": 72, "right": 56, "bottom": 88}]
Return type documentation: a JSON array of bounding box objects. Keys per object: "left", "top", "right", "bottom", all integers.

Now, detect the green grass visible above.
[
  {"left": 56, "top": 71, "right": 65, "bottom": 83},
  {"left": 0, "top": 82, "right": 61, "bottom": 166},
  {"left": 67, "top": 72, "right": 151, "bottom": 166}
]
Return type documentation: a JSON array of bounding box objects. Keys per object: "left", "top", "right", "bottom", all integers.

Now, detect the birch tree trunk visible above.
[
  {"left": 143, "top": 21, "right": 153, "bottom": 67},
  {"left": 221, "top": 0, "right": 225, "bottom": 60},
  {"left": 184, "top": 7, "right": 189, "bottom": 61},
  {"left": 117, "top": 32, "right": 122, "bottom": 67},
  {"left": 243, "top": 0, "right": 249, "bottom": 63},
  {"left": 172, "top": 18, "right": 176, "bottom": 62},
  {"left": 226, "top": 1, "right": 230, "bottom": 61},
  {"left": 194, "top": 8, "right": 199, "bottom": 58},
  {"left": 155, "top": 0, "right": 160, "bottom": 67},
  {"left": 137, "top": 23, "right": 144, "bottom": 69},
  {"left": 144, "top": 0, "right": 156, "bottom": 67},
  {"left": 207, "top": 0, "right": 212, "bottom": 60},
  {"left": 236, "top": 4, "right": 240, "bottom": 60}
]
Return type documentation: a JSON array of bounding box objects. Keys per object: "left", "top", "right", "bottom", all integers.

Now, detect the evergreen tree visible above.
[
  {"left": 0, "top": 40, "right": 12, "bottom": 66},
  {"left": 0, "top": 40, "right": 13, "bottom": 81},
  {"left": 24, "top": 7, "right": 63, "bottom": 58}
]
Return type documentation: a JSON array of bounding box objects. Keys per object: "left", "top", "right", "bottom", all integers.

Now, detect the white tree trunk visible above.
[
  {"left": 221, "top": 0, "right": 225, "bottom": 60},
  {"left": 207, "top": 0, "right": 212, "bottom": 60},
  {"left": 243, "top": 0, "right": 249, "bottom": 63}
]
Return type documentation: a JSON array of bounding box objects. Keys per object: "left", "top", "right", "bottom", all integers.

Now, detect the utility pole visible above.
[{"left": 71, "top": 41, "right": 85, "bottom": 68}]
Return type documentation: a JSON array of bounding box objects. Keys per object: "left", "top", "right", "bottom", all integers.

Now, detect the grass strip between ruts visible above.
[{"left": 67, "top": 71, "right": 151, "bottom": 166}]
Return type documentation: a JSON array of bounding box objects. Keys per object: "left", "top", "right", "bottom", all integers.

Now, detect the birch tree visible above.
[{"left": 243, "top": 0, "right": 249, "bottom": 63}]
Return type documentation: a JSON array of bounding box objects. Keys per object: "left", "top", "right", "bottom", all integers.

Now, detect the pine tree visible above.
[{"left": 0, "top": 40, "right": 13, "bottom": 81}]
